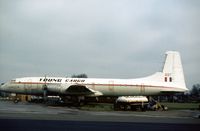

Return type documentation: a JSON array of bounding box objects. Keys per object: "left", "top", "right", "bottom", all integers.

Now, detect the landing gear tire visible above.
[{"left": 140, "top": 106, "right": 146, "bottom": 112}]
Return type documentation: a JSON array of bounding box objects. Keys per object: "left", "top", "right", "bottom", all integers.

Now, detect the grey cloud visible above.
[{"left": 0, "top": 0, "right": 199, "bottom": 88}]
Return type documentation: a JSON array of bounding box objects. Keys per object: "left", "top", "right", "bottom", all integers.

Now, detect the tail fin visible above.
[{"left": 162, "top": 51, "right": 187, "bottom": 90}]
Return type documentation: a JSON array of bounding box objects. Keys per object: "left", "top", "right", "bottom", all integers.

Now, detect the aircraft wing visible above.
[{"left": 65, "top": 84, "right": 103, "bottom": 97}]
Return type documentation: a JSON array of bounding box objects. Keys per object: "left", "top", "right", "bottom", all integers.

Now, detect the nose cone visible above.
[
  {"left": 0, "top": 82, "right": 8, "bottom": 92},
  {"left": 0, "top": 83, "right": 5, "bottom": 91}
]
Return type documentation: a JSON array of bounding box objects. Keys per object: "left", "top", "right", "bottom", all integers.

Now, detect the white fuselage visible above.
[{"left": 0, "top": 75, "right": 187, "bottom": 96}]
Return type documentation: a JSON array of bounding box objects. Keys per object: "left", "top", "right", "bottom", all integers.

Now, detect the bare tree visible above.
[
  {"left": 191, "top": 84, "right": 200, "bottom": 97},
  {"left": 71, "top": 73, "right": 88, "bottom": 78}
]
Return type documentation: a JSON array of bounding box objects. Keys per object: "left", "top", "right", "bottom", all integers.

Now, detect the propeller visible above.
[{"left": 42, "top": 75, "right": 48, "bottom": 102}]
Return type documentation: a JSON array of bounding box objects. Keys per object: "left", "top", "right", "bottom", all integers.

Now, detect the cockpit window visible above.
[{"left": 1, "top": 83, "right": 4, "bottom": 85}]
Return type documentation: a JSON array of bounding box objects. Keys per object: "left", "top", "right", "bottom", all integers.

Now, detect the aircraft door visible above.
[
  {"left": 140, "top": 83, "right": 145, "bottom": 95},
  {"left": 24, "top": 79, "right": 32, "bottom": 93},
  {"left": 108, "top": 81, "right": 114, "bottom": 93}
]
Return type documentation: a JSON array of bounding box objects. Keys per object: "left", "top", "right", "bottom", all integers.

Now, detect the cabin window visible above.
[
  {"left": 169, "top": 77, "right": 172, "bottom": 82},
  {"left": 164, "top": 77, "right": 167, "bottom": 82}
]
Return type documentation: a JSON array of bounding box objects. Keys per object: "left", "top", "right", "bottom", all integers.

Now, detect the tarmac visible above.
[{"left": 0, "top": 101, "right": 200, "bottom": 130}]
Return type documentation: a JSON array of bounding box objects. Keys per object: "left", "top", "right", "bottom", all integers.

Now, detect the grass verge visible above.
[{"left": 160, "top": 102, "right": 200, "bottom": 110}]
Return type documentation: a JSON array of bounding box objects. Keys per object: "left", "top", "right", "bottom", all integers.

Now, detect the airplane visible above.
[{"left": 0, "top": 51, "right": 188, "bottom": 102}]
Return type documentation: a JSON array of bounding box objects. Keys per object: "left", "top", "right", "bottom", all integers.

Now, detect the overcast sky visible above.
[{"left": 0, "top": 0, "right": 199, "bottom": 89}]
